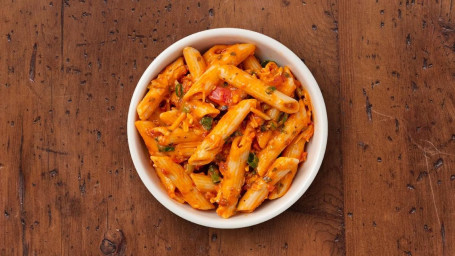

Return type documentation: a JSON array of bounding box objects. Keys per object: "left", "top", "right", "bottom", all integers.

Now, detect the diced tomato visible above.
[{"left": 208, "top": 86, "right": 232, "bottom": 106}]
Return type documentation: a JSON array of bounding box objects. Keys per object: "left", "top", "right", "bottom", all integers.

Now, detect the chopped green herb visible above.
[
  {"left": 158, "top": 144, "right": 175, "bottom": 152},
  {"left": 230, "top": 52, "right": 237, "bottom": 56},
  {"left": 182, "top": 105, "right": 190, "bottom": 113},
  {"left": 260, "top": 125, "right": 268, "bottom": 132},
  {"left": 266, "top": 86, "right": 276, "bottom": 94},
  {"left": 200, "top": 116, "right": 213, "bottom": 130},
  {"left": 265, "top": 86, "right": 276, "bottom": 94},
  {"left": 283, "top": 72, "right": 291, "bottom": 78},
  {"left": 208, "top": 165, "right": 221, "bottom": 184},
  {"left": 263, "top": 176, "right": 272, "bottom": 183},
  {"left": 247, "top": 152, "right": 259, "bottom": 169},
  {"left": 261, "top": 60, "right": 276, "bottom": 68},
  {"left": 175, "top": 82, "right": 183, "bottom": 98},
  {"left": 269, "top": 121, "right": 277, "bottom": 130},
  {"left": 278, "top": 113, "right": 289, "bottom": 125}
]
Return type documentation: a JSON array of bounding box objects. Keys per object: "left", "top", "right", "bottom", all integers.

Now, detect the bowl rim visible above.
[{"left": 127, "top": 28, "right": 328, "bottom": 229}]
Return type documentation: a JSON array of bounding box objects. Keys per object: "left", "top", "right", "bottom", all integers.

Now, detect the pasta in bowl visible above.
[{"left": 128, "top": 28, "right": 328, "bottom": 228}]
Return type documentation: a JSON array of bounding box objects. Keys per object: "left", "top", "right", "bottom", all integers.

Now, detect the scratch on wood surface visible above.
[
  {"left": 36, "top": 146, "right": 68, "bottom": 155},
  {"left": 371, "top": 109, "right": 394, "bottom": 122},
  {"left": 362, "top": 89, "right": 372, "bottom": 121},
  {"left": 18, "top": 120, "right": 28, "bottom": 256},
  {"left": 28, "top": 43, "right": 37, "bottom": 82},
  {"left": 408, "top": 136, "right": 446, "bottom": 236}
]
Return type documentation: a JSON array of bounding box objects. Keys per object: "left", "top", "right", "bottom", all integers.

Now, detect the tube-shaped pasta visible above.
[
  {"left": 152, "top": 127, "right": 205, "bottom": 145},
  {"left": 187, "top": 100, "right": 220, "bottom": 119},
  {"left": 159, "top": 109, "right": 180, "bottom": 125},
  {"left": 137, "top": 81, "right": 167, "bottom": 121},
  {"left": 182, "top": 65, "right": 219, "bottom": 101},
  {"left": 208, "top": 44, "right": 256, "bottom": 66},
  {"left": 237, "top": 157, "right": 299, "bottom": 212},
  {"left": 151, "top": 156, "right": 214, "bottom": 210},
  {"left": 155, "top": 167, "right": 185, "bottom": 203},
  {"left": 134, "top": 121, "right": 162, "bottom": 155},
  {"left": 183, "top": 47, "right": 206, "bottom": 80},
  {"left": 280, "top": 66, "right": 297, "bottom": 96},
  {"left": 256, "top": 72, "right": 299, "bottom": 148},
  {"left": 203, "top": 45, "right": 228, "bottom": 65},
  {"left": 137, "top": 57, "right": 187, "bottom": 120},
  {"left": 242, "top": 55, "right": 262, "bottom": 73},
  {"left": 216, "top": 126, "right": 254, "bottom": 218},
  {"left": 268, "top": 125, "right": 314, "bottom": 199},
  {"left": 188, "top": 99, "right": 257, "bottom": 166},
  {"left": 256, "top": 101, "right": 307, "bottom": 176},
  {"left": 218, "top": 65, "right": 299, "bottom": 113},
  {"left": 166, "top": 142, "right": 200, "bottom": 163},
  {"left": 150, "top": 57, "right": 188, "bottom": 89},
  {"left": 190, "top": 173, "right": 217, "bottom": 193}
]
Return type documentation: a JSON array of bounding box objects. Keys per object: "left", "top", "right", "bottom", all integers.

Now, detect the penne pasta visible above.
[
  {"left": 187, "top": 100, "right": 220, "bottom": 119},
  {"left": 242, "top": 55, "right": 262, "bottom": 73},
  {"left": 190, "top": 173, "right": 217, "bottom": 193},
  {"left": 188, "top": 99, "right": 257, "bottom": 166},
  {"left": 149, "top": 57, "right": 188, "bottom": 90},
  {"left": 134, "top": 120, "right": 162, "bottom": 155},
  {"left": 183, "top": 47, "right": 207, "bottom": 80},
  {"left": 203, "top": 45, "right": 229, "bottom": 65},
  {"left": 237, "top": 157, "right": 299, "bottom": 212},
  {"left": 280, "top": 66, "right": 298, "bottom": 96},
  {"left": 155, "top": 167, "right": 186, "bottom": 204},
  {"left": 218, "top": 65, "right": 299, "bottom": 113},
  {"left": 135, "top": 43, "right": 315, "bottom": 217},
  {"left": 256, "top": 100, "right": 307, "bottom": 176},
  {"left": 182, "top": 65, "right": 220, "bottom": 101},
  {"left": 268, "top": 125, "right": 314, "bottom": 199},
  {"left": 151, "top": 156, "right": 214, "bottom": 210},
  {"left": 208, "top": 44, "right": 256, "bottom": 66},
  {"left": 152, "top": 127, "right": 205, "bottom": 146},
  {"left": 167, "top": 142, "right": 200, "bottom": 162},
  {"left": 255, "top": 72, "right": 298, "bottom": 148},
  {"left": 215, "top": 125, "right": 255, "bottom": 218},
  {"left": 137, "top": 57, "right": 187, "bottom": 120}
]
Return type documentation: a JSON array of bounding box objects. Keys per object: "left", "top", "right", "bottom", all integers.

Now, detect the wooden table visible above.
[{"left": 1, "top": 0, "right": 454, "bottom": 255}]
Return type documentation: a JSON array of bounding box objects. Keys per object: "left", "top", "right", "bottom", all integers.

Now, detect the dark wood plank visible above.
[{"left": 339, "top": 0, "right": 455, "bottom": 255}]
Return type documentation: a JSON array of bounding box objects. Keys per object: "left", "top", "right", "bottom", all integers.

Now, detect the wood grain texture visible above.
[
  {"left": 0, "top": 0, "right": 453, "bottom": 255},
  {"left": 339, "top": 0, "right": 455, "bottom": 255}
]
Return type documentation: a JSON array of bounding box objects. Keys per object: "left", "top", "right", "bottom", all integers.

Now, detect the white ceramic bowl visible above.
[{"left": 127, "top": 28, "right": 328, "bottom": 229}]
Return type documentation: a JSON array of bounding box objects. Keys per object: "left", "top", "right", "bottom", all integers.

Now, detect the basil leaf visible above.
[
  {"left": 265, "top": 86, "right": 276, "bottom": 95},
  {"left": 247, "top": 152, "right": 259, "bottom": 169},
  {"left": 175, "top": 82, "right": 183, "bottom": 98},
  {"left": 200, "top": 116, "right": 213, "bottom": 130}
]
